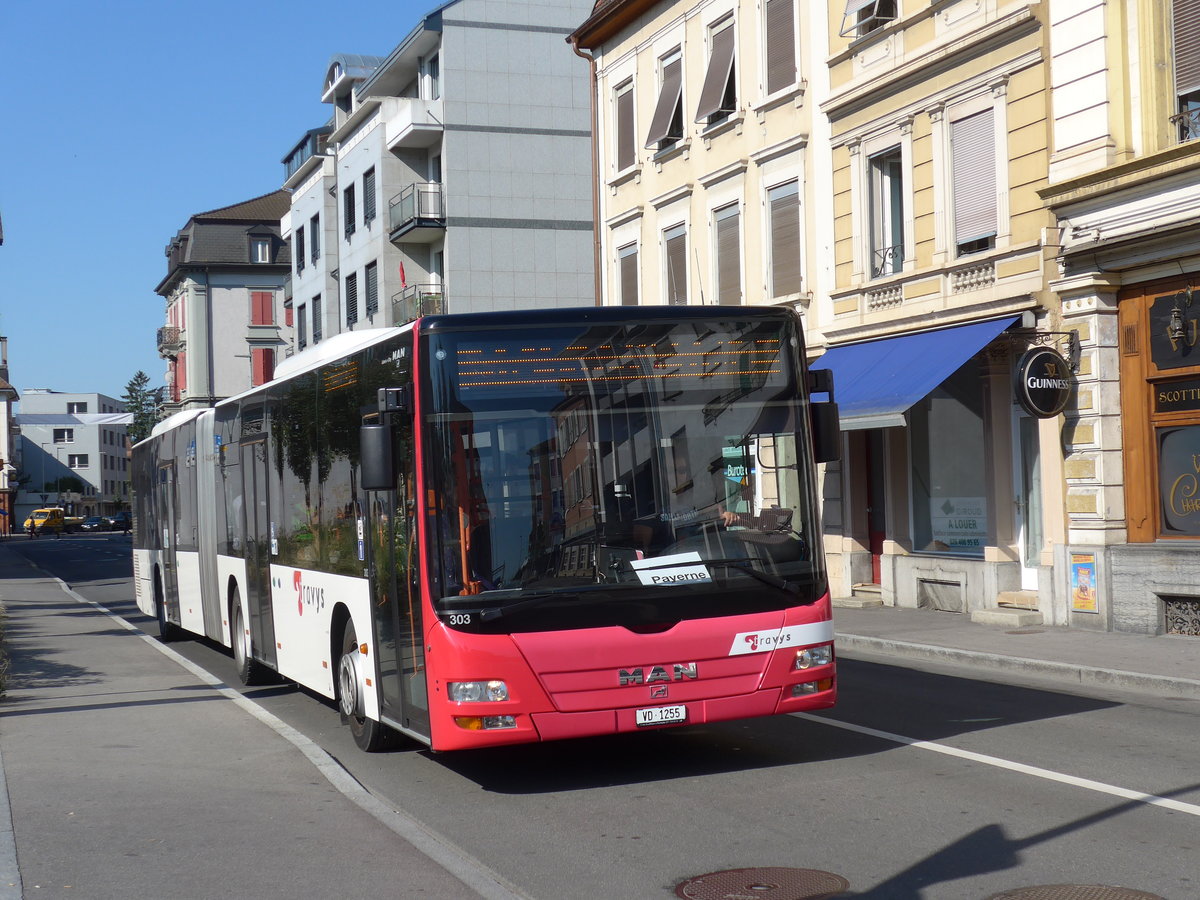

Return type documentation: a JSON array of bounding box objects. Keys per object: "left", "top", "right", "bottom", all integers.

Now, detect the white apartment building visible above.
[
  {"left": 281, "top": 0, "right": 596, "bottom": 356},
  {"left": 14, "top": 390, "right": 131, "bottom": 525}
]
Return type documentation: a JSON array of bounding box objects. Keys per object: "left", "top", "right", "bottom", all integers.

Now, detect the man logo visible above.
[{"left": 618, "top": 663, "right": 698, "bottom": 686}]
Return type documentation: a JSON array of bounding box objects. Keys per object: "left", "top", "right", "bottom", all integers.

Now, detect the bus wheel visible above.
[
  {"left": 155, "top": 576, "right": 181, "bottom": 643},
  {"left": 338, "top": 620, "right": 390, "bottom": 752},
  {"left": 231, "top": 595, "right": 268, "bottom": 686}
]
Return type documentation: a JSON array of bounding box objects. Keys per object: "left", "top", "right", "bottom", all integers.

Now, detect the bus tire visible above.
[
  {"left": 231, "top": 595, "right": 268, "bottom": 686},
  {"left": 155, "top": 574, "right": 182, "bottom": 643},
  {"left": 338, "top": 619, "right": 391, "bottom": 752}
]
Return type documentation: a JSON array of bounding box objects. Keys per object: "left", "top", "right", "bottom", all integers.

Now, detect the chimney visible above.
[{"left": 0, "top": 336, "right": 7, "bottom": 383}]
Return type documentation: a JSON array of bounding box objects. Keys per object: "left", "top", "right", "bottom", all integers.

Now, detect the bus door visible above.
[
  {"left": 239, "top": 436, "right": 277, "bottom": 670},
  {"left": 157, "top": 462, "right": 179, "bottom": 620},
  {"left": 369, "top": 415, "right": 429, "bottom": 740}
]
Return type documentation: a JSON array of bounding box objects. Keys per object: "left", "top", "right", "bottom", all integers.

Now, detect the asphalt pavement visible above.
[{"left": 1, "top": 539, "right": 1199, "bottom": 898}]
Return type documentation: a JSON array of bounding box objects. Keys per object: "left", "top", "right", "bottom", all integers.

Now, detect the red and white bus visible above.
[{"left": 132, "top": 306, "right": 840, "bottom": 751}]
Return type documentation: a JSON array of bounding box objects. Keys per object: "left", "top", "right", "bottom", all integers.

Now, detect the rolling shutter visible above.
[
  {"left": 769, "top": 181, "right": 801, "bottom": 297},
  {"left": 1175, "top": 0, "right": 1200, "bottom": 95},
  {"left": 665, "top": 225, "right": 687, "bottom": 305},
  {"left": 715, "top": 205, "right": 741, "bottom": 306},
  {"left": 765, "top": 0, "right": 795, "bottom": 95},
  {"left": 695, "top": 24, "right": 735, "bottom": 122},
  {"left": 619, "top": 244, "right": 639, "bottom": 306},
  {"left": 645, "top": 56, "right": 683, "bottom": 148},
  {"left": 950, "top": 109, "right": 996, "bottom": 247},
  {"left": 616, "top": 85, "right": 635, "bottom": 171}
]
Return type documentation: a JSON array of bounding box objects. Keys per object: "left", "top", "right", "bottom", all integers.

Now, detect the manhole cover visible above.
[
  {"left": 985, "top": 885, "right": 1164, "bottom": 900},
  {"left": 675, "top": 867, "right": 849, "bottom": 900}
]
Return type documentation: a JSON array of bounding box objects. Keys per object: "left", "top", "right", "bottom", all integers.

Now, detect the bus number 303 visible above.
[{"left": 447, "top": 613, "right": 473, "bottom": 625}]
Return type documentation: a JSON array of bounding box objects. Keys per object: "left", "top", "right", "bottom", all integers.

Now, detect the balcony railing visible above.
[
  {"left": 157, "top": 326, "right": 181, "bottom": 357},
  {"left": 389, "top": 182, "right": 445, "bottom": 236},
  {"left": 1170, "top": 106, "right": 1200, "bottom": 143},
  {"left": 871, "top": 243, "right": 903, "bottom": 279},
  {"left": 392, "top": 284, "right": 445, "bottom": 324}
]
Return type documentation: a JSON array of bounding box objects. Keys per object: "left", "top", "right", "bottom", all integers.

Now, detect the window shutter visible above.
[
  {"left": 344, "top": 185, "right": 356, "bottom": 237},
  {"left": 365, "top": 262, "right": 378, "bottom": 315},
  {"left": 251, "top": 291, "right": 273, "bottom": 325},
  {"left": 715, "top": 205, "right": 741, "bottom": 306},
  {"left": 616, "top": 85, "right": 635, "bottom": 171},
  {"left": 645, "top": 56, "right": 683, "bottom": 148},
  {"left": 665, "top": 225, "right": 687, "bottom": 305},
  {"left": 765, "top": 0, "right": 795, "bottom": 95},
  {"left": 284, "top": 304, "right": 293, "bottom": 327},
  {"left": 298, "top": 304, "right": 308, "bottom": 350},
  {"left": 346, "top": 272, "right": 359, "bottom": 326},
  {"left": 251, "top": 348, "right": 275, "bottom": 387},
  {"left": 177, "top": 351, "right": 187, "bottom": 394},
  {"left": 619, "top": 245, "right": 639, "bottom": 306},
  {"left": 1175, "top": 0, "right": 1200, "bottom": 95},
  {"left": 695, "top": 24, "right": 736, "bottom": 123},
  {"left": 295, "top": 227, "right": 305, "bottom": 271},
  {"left": 310, "top": 215, "right": 320, "bottom": 262},
  {"left": 769, "top": 181, "right": 802, "bottom": 297},
  {"left": 312, "top": 295, "right": 323, "bottom": 342},
  {"left": 950, "top": 109, "right": 997, "bottom": 246},
  {"left": 364, "top": 169, "right": 377, "bottom": 222}
]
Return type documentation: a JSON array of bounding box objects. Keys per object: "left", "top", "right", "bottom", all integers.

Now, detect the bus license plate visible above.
[{"left": 635, "top": 704, "right": 687, "bottom": 727}]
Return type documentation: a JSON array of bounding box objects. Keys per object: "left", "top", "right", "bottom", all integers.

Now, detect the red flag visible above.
[{"left": 399, "top": 261, "right": 407, "bottom": 288}]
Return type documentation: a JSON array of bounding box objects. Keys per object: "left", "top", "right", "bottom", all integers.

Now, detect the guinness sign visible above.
[{"left": 1015, "top": 346, "right": 1073, "bottom": 418}]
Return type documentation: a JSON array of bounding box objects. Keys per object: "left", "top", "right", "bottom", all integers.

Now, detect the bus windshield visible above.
[{"left": 423, "top": 313, "right": 827, "bottom": 632}]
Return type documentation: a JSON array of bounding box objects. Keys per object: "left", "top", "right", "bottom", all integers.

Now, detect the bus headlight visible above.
[
  {"left": 794, "top": 644, "right": 833, "bottom": 670},
  {"left": 448, "top": 680, "right": 509, "bottom": 703}
]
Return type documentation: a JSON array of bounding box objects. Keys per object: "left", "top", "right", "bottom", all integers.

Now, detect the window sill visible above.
[
  {"left": 651, "top": 139, "right": 691, "bottom": 170},
  {"left": 700, "top": 113, "right": 745, "bottom": 147},
  {"left": 607, "top": 165, "right": 642, "bottom": 194},
  {"left": 752, "top": 82, "right": 807, "bottom": 121}
]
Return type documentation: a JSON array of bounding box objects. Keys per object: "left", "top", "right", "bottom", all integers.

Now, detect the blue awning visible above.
[{"left": 813, "top": 317, "right": 1019, "bottom": 430}]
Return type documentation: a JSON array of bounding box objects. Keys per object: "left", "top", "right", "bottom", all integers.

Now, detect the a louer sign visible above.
[{"left": 1015, "top": 346, "right": 1073, "bottom": 418}]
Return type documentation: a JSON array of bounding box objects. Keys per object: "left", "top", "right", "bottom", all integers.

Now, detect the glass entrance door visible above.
[{"left": 1014, "top": 413, "right": 1044, "bottom": 590}]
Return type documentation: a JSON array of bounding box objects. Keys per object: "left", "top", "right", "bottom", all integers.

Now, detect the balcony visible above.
[
  {"left": 388, "top": 183, "right": 446, "bottom": 243},
  {"left": 157, "top": 326, "right": 181, "bottom": 358},
  {"left": 392, "top": 284, "right": 445, "bottom": 325},
  {"left": 384, "top": 96, "right": 444, "bottom": 151}
]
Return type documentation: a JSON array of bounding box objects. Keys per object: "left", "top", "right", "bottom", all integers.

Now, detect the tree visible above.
[{"left": 122, "top": 370, "right": 159, "bottom": 445}]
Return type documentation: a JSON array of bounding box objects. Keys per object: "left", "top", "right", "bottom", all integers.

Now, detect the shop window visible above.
[{"left": 909, "top": 356, "right": 988, "bottom": 557}]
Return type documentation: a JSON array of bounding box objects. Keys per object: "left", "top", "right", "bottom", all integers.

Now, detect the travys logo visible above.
[
  {"left": 294, "top": 571, "right": 327, "bottom": 616},
  {"left": 729, "top": 621, "right": 836, "bottom": 656}
]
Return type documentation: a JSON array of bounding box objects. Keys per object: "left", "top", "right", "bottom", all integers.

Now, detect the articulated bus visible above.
[{"left": 132, "top": 306, "right": 840, "bottom": 751}]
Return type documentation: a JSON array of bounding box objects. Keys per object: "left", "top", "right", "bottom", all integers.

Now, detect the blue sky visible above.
[{"left": 0, "top": 0, "right": 441, "bottom": 404}]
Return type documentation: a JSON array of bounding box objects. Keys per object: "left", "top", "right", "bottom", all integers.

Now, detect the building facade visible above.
[
  {"left": 155, "top": 192, "right": 292, "bottom": 412},
  {"left": 1041, "top": 0, "right": 1200, "bottom": 636},
  {"left": 570, "top": 0, "right": 831, "bottom": 325},
  {"left": 281, "top": 0, "right": 596, "bottom": 358},
  {"left": 14, "top": 390, "right": 130, "bottom": 526}
]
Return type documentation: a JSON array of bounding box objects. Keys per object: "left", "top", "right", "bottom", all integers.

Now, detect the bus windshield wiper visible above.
[{"left": 701, "top": 558, "right": 800, "bottom": 595}]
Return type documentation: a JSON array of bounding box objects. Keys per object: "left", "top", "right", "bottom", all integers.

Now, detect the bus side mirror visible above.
[
  {"left": 810, "top": 401, "right": 841, "bottom": 463},
  {"left": 360, "top": 424, "right": 394, "bottom": 491},
  {"left": 807, "top": 368, "right": 840, "bottom": 463}
]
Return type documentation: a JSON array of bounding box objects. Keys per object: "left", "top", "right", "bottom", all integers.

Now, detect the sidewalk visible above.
[
  {"left": 832, "top": 599, "right": 1200, "bottom": 700},
  {"left": 0, "top": 543, "right": 519, "bottom": 900}
]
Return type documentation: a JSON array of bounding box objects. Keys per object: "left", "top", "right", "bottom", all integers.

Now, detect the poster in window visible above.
[
  {"left": 1157, "top": 425, "right": 1200, "bottom": 537},
  {"left": 1070, "top": 552, "right": 1098, "bottom": 613},
  {"left": 928, "top": 497, "right": 987, "bottom": 550}
]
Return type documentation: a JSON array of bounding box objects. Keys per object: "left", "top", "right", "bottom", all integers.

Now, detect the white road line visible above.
[
  {"left": 49, "top": 578, "right": 532, "bottom": 900},
  {"left": 794, "top": 712, "right": 1200, "bottom": 818}
]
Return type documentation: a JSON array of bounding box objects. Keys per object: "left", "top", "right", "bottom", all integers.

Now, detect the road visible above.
[{"left": 8, "top": 535, "right": 1198, "bottom": 899}]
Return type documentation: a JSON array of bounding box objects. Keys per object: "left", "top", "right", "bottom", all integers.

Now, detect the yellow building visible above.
[
  {"left": 570, "top": 0, "right": 830, "bottom": 319},
  {"left": 816, "top": 0, "right": 1066, "bottom": 619},
  {"left": 1042, "top": 0, "right": 1200, "bottom": 636}
]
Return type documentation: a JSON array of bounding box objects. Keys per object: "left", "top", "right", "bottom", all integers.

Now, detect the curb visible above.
[{"left": 836, "top": 632, "right": 1200, "bottom": 701}]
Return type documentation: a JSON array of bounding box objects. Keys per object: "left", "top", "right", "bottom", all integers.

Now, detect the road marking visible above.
[
  {"left": 46, "top": 577, "right": 533, "bottom": 900},
  {"left": 794, "top": 712, "right": 1200, "bottom": 818}
]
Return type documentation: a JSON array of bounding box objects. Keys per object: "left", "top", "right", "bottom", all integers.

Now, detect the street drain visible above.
[
  {"left": 984, "top": 885, "right": 1164, "bottom": 900},
  {"left": 674, "top": 867, "right": 849, "bottom": 900},
  {"left": 1006, "top": 629, "right": 1045, "bottom": 635}
]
